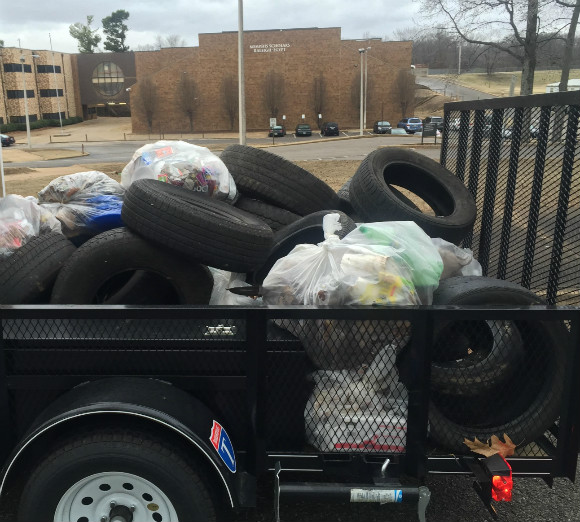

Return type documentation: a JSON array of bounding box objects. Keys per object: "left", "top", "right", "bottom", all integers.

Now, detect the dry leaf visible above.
[{"left": 463, "top": 434, "right": 516, "bottom": 458}]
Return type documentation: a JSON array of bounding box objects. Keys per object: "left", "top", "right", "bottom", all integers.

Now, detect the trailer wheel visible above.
[
  {"left": 18, "top": 430, "right": 219, "bottom": 522},
  {"left": 349, "top": 148, "right": 476, "bottom": 243}
]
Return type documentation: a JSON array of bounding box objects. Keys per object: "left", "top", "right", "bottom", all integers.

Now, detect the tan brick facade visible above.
[
  {"left": 0, "top": 47, "right": 81, "bottom": 125},
  {"left": 130, "top": 27, "right": 412, "bottom": 133}
]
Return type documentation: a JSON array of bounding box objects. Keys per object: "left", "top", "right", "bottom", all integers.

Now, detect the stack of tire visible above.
[{"left": 0, "top": 145, "right": 566, "bottom": 453}]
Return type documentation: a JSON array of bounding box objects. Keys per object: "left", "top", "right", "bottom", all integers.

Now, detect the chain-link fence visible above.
[{"left": 441, "top": 92, "right": 580, "bottom": 305}]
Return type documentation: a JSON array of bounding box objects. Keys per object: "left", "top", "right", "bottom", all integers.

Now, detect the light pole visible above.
[
  {"left": 19, "top": 53, "right": 40, "bottom": 149},
  {"left": 458, "top": 43, "right": 462, "bottom": 75},
  {"left": 237, "top": 0, "right": 246, "bottom": 145},
  {"left": 358, "top": 48, "right": 364, "bottom": 136},
  {"left": 364, "top": 47, "right": 371, "bottom": 131}
]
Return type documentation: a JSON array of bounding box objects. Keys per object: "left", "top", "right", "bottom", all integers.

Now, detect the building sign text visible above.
[{"left": 249, "top": 43, "right": 291, "bottom": 53}]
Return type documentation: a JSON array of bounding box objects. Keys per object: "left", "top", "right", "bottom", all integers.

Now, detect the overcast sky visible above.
[{"left": 1, "top": 1, "right": 421, "bottom": 53}]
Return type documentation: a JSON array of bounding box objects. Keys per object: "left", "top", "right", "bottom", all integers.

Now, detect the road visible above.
[
  {"left": 5, "top": 135, "right": 441, "bottom": 168},
  {"left": 417, "top": 76, "right": 496, "bottom": 102}
]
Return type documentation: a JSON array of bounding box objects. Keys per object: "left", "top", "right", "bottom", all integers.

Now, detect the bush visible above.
[{"left": 0, "top": 116, "right": 83, "bottom": 134}]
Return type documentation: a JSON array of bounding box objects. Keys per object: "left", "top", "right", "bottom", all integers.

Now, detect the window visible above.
[
  {"left": 3, "top": 63, "right": 32, "bottom": 73},
  {"left": 40, "top": 89, "right": 64, "bottom": 97},
  {"left": 92, "top": 62, "right": 125, "bottom": 96},
  {"left": 10, "top": 115, "right": 38, "bottom": 123},
  {"left": 37, "top": 64, "right": 61, "bottom": 74},
  {"left": 43, "top": 111, "right": 66, "bottom": 120},
  {"left": 7, "top": 90, "right": 35, "bottom": 99}
]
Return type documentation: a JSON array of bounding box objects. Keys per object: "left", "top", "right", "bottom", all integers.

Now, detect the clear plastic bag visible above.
[
  {"left": 341, "top": 221, "right": 444, "bottom": 305},
  {"left": 262, "top": 215, "right": 422, "bottom": 306},
  {"left": 37, "top": 171, "right": 124, "bottom": 237},
  {"left": 121, "top": 141, "right": 237, "bottom": 202},
  {"left": 0, "top": 194, "right": 62, "bottom": 257},
  {"left": 432, "top": 237, "right": 483, "bottom": 279},
  {"left": 305, "top": 346, "right": 408, "bottom": 452}
]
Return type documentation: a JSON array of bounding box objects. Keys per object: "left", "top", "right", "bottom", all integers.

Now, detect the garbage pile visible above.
[{"left": 1, "top": 141, "right": 565, "bottom": 456}]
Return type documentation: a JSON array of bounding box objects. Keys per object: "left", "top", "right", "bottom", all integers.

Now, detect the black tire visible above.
[
  {"left": 220, "top": 145, "right": 340, "bottom": 215},
  {"left": 51, "top": 228, "right": 214, "bottom": 304},
  {"left": 427, "top": 277, "right": 568, "bottom": 452},
  {"left": 235, "top": 195, "right": 301, "bottom": 232},
  {"left": 349, "top": 148, "right": 476, "bottom": 243},
  {"left": 18, "top": 429, "right": 219, "bottom": 522},
  {"left": 430, "top": 277, "right": 532, "bottom": 396},
  {"left": 122, "top": 179, "right": 273, "bottom": 273},
  {"left": 251, "top": 210, "right": 357, "bottom": 284},
  {"left": 337, "top": 176, "right": 420, "bottom": 216},
  {"left": 0, "top": 234, "right": 76, "bottom": 304}
]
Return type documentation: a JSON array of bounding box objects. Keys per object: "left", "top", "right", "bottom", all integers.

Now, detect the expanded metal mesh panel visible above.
[
  {"left": 442, "top": 94, "right": 580, "bottom": 305},
  {"left": 3, "top": 318, "right": 246, "bottom": 374}
]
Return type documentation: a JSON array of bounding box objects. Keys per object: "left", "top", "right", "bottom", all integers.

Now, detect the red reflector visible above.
[{"left": 491, "top": 458, "right": 513, "bottom": 502}]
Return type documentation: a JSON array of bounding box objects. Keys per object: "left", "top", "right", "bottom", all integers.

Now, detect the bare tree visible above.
[
  {"left": 482, "top": 46, "right": 501, "bottom": 77},
  {"left": 395, "top": 69, "right": 416, "bottom": 118},
  {"left": 222, "top": 75, "right": 238, "bottom": 130},
  {"left": 177, "top": 74, "right": 200, "bottom": 132},
  {"left": 557, "top": 0, "right": 580, "bottom": 91},
  {"left": 312, "top": 73, "right": 326, "bottom": 129},
  {"left": 417, "top": 0, "right": 565, "bottom": 95},
  {"left": 263, "top": 70, "right": 285, "bottom": 118},
  {"left": 136, "top": 76, "right": 157, "bottom": 133}
]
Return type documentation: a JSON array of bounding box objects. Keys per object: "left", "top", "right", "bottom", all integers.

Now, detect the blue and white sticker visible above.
[
  {"left": 350, "top": 489, "right": 403, "bottom": 504},
  {"left": 210, "top": 420, "right": 236, "bottom": 473}
]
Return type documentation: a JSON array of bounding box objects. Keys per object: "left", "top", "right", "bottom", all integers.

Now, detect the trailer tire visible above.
[
  {"left": 18, "top": 429, "right": 219, "bottom": 522},
  {"left": 349, "top": 148, "right": 476, "bottom": 243},
  {"left": 122, "top": 179, "right": 273, "bottom": 272},
  {"left": 0, "top": 233, "right": 76, "bottom": 304},
  {"left": 250, "top": 210, "right": 357, "bottom": 284},
  {"left": 235, "top": 196, "right": 301, "bottom": 232},
  {"left": 51, "top": 228, "right": 213, "bottom": 304},
  {"left": 427, "top": 277, "right": 568, "bottom": 452},
  {"left": 220, "top": 144, "right": 340, "bottom": 215}
]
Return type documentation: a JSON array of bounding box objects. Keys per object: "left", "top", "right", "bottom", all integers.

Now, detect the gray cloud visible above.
[{"left": 1, "top": 1, "right": 419, "bottom": 53}]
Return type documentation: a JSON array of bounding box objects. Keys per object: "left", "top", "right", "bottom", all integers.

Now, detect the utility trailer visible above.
[{"left": 0, "top": 91, "right": 579, "bottom": 522}]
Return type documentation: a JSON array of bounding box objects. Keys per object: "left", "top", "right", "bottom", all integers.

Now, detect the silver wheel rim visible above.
[{"left": 54, "top": 471, "right": 178, "bottom": 522}]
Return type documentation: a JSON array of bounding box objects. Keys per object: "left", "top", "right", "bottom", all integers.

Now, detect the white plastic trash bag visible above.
[
  {"left": 431, "top": 237, "right": 482, "bottom": 279},
  {"left": 262, "top": 215, "right": 422, "bottom": 306},
  {"left": 0, "top": 194, "right": 62, "bottom": 258},
  {"left": 37, "top": 171, "right": 124, "bottom": 237},
  {"left": 121, "top": 141, "right": 237, "bottom": 202},
  {"left": 305, "top": 346, "right": 408, "bottom": 452}
]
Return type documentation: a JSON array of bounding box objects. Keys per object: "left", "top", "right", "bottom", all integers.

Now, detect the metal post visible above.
[
  {"left": 20, "top": 56, "right": 32, "bottom": 149},
  {"left": 359, "top": 49, "right": 364, "bottom": 136},
  {"left": 238, "top": 0, "right": 246, "bottom": 145},
  {"left": 49, "top": 33, "right": 64, "bottom": 134},
  {"left": 364, "top": 48, "right": 370, "bottom": 131},
  {"left": 458, "top": 43, "right": 462, "bottom": 75}
]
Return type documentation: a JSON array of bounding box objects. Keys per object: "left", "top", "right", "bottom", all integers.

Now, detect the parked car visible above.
[
  {"left": 397, "top": 117, "right": 423, "bottom": 134},
  {"left": 268, "top": 125, "right": 286, "bottom": 137},
  {"left": 423, "top": 116, "right": 444, "bottom": 131},
  {"left": 321, "top": 122, "right": 339, "bottom": 136},
  {"left": 372, "top": 121, "right": 392, "bottom": 134},
  {"left": 295, "top": 123, "right": 312, "bottom": 136},
  {"left": 1, "top": 133, "right": 15, "bottom": 147}
]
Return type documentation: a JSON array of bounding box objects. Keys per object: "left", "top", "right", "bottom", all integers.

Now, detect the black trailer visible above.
[{"left": 0, "top": 91, "right": 579, "bottom": 522}]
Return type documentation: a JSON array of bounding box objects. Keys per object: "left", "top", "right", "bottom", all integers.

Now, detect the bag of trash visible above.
[
  {"left": 340, "top": 221, "right": 444, "bottom": 305},
  {"left": 305, "top": 346, "right": 408, "bottom": 452},
  {"left": 263, "top": 215, "right": 421, "bottom": 307},
  {"left": 0, "top": 194, "right": 62, "bottom": 257},
  {"left": 121, "top": 141, "right": 237, "bottom": 202},
  {"left": 37, "top": 171, "right": 124, "bottom": 237},
  {"left": 432, "top": 237, "right": 482, "bottom": 279}
]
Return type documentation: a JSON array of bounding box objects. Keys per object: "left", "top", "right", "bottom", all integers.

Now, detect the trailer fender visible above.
[{"left": 0, "top": 377, "right": 244, "bottom": 508}]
